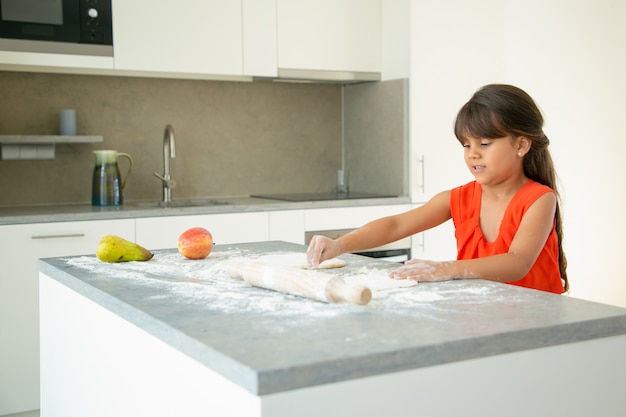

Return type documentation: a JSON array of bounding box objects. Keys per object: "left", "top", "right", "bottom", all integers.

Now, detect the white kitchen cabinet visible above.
[
  {"left": 268, "top": 204, "right": 421, "bottom": 249},
  {"left": 2, "top": 0, "right": 384, "bottom": 81},
  {"left": 135, "top": 212, "right": 269, "bottom": 250},
  {"left": 269, "top": 210, "right": 305, "bottom": 244},
  {"left": 0, "top": 49, "right": 114, "bottom": 74},
  {"left": 304, "top": 204, "right": 410, "bottom": 232},
  {"left": 112, "top": 0, "right": 245, "bottom": 79},
  {"left": 409, "top": 204, "right": 457, "bottom": 262},
  {"left": 304, "top": 204, "right": 412, "bottom": 255},
  {"left": 304, "top": 204, "right": 457, "bottom": 262},
  {"left": 0, "top": 219, "right": 135, "bottom": 416},
  {"left": 275, "top": 0, "right": 381, "bottom": 78},
  {"left": 409, "top": 1, "right": 503, "bottom": 203},
  {"left": 407, "top": 2, "right": 503, "bottom": 259},
  {"left": 242, "top": 0, "right": 277, "bottom": 77},
  {"left": 380, "top": 0, "right": 410, "bottom": 81}
]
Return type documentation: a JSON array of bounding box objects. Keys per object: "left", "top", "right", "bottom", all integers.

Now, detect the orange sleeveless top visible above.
[{"left": 450, "top": 180, "right": 564, "bottom": 294}]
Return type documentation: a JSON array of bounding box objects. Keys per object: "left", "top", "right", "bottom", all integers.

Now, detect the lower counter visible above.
[{"left": 38, "top": 241, "right": 626, "bottom": 417}]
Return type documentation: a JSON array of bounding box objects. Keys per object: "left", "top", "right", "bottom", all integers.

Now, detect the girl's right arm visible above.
[{"left": 306, "top": 190, "right": 452, "bottom": 268}]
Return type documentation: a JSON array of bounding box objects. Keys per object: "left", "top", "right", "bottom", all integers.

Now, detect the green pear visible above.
[{"left": 96, "top": 235, "right": 154, "bottom": 263}]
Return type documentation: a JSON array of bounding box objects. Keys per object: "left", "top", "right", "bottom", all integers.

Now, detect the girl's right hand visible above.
[{"left": 306, "top": 235, "right": 342, "bottom": 269}]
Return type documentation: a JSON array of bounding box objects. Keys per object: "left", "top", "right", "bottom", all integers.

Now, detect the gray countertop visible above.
[
  {"left": 38, "top": 241, "right": 626, "bottom": 396},
  {"left": 0, "top": 196, "right": 410, "bottom": 225}
]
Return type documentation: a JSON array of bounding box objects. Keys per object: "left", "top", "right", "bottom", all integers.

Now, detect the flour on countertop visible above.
[
  {"left": 240, "top": 252, "right": 416, "bottom": 293},
  {"left": 61, "top": 249, "right": 512, "bottom": 323},
  {"left": 337, "top": 266, "right": 417, "bottom": 292}
]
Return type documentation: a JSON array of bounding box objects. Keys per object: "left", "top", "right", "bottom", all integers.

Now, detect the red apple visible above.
[{"left": 177, "top": 227, "right": 213, "bottom": 259}]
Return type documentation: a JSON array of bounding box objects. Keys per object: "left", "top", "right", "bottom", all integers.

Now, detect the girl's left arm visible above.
[{"left": 390, "top": 192, "right": 557, "bottom": 283}]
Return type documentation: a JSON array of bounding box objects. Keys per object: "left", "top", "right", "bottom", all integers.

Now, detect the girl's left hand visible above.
[{"left": 389, "top": 259, "right": 453, "bottom": 282}]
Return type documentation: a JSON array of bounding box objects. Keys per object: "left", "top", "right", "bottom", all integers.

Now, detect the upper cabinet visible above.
[
  {"left": 273, "top": 0, "right": 381, "bottom": 82},
  {"left": 242, "top": 0, "right": 278, "bottom": 77},
  {"left": 0, "top": 48, "right": 114, "bottom": 73},
  {"left": 112, "top": 0, "right": 246, "bottom": 80},
  {"left": 113, "top": 0, "right": 383, "bottom": 81},
  {"left": 0, "top": 0, "right": 386, "bottom": 82}
]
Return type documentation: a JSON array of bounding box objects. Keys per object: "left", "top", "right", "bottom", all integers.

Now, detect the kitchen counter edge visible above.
[{"left": 0, "top": 196, "right": 411, "bottom": 225}]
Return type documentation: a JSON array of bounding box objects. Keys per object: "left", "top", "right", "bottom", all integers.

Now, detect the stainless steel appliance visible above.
[
  {"left": 305, "top": 229, "right": 411, "bottom": 263},
  {"left": 0, "top": 0, "right": 112, "bottom": 56}
]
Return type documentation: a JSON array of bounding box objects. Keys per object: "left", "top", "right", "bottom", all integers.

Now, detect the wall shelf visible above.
[
  {"left": 0, "top": 135, "right": 103, "bottom": 144},
  {"left": 0, "top": 135, "right": 103, "bottom": 160}
]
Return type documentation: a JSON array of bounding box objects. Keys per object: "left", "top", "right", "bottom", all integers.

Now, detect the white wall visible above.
[
  {"left": 410, "top": 0, "right": 626, "bottom": 307},
  {"left": 503, "top": 0, "right": 626, "bottom": 307}
]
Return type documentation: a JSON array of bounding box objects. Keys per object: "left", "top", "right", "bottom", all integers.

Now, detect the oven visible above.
[
  {"left": 305, "top": 229, "right": 411, "bottom": 263},
  {"left": 0, "top": 0, "right": 112, "bottom": 56}
]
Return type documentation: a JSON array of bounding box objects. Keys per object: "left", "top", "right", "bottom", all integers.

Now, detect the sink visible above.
[{"left": 129, "top": 199, "right": 231, "bottom": 208}]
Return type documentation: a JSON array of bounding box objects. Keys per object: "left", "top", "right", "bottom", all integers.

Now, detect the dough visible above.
[
  {"left": 255, "top": 253, "right": 416, "bottom": 292},
  {"left": 256, "top": 253, "right": 347, "bottom": 269}
]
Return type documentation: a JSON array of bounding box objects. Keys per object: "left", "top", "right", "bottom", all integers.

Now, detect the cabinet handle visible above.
[
  {"left": 31, "top": 233, "right": 86, "bottom": 240},
  {"left": 414, "top": 232, "right": 425, "bottom": 253},
  {"left": 417, "top": 154, "right": 425, "bottom": 193}
]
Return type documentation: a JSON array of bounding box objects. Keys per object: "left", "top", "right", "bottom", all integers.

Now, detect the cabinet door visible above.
[
  {"left": 303, "top": 204, "right": 456, "bottom": 261},
  {"left": 409, "top": 204, "right": 457, "bottom": 262},
  {"left": 304, "top": 204, "right": 410, "bottom": 231},
  {"left": 136, "top": 212, "right": 269, "bottom": 250},
  {"left": 276, "top": 0, "right": 381, "bottom": 74},
  {"left": 112, "top": 0, "right": 243, "bottom": 76},
  {"left": 0, "top": 49, "right": 114, "bottom": 72},
  {"left": 409, "top": 1, "right": 502, "bottom": 202},
  {"left": 0, "top": 219, "right": 135, "bottom": 416},
  {"left": 242, "top": 0, "right": 277, "bottom": 77},
  {"left": 269, "top": 210, "right": 305, "bottom": 244}
]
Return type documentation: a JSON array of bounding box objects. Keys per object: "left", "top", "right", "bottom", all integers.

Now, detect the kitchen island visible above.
[
  {"left": 39, "top": 241, "right": 626, "bottom": 417},
  {"left": 2, "top": 195, "right": 415, "bottom": 416}
]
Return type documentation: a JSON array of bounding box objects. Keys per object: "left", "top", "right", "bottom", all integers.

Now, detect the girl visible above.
[{"left": 307, "top": 84, "right": 568, "bottom": 294}]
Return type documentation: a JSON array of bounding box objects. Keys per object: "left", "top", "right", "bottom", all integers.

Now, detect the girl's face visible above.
[{"left": 461, "top": 135, "right": 527, "bottom": 186}]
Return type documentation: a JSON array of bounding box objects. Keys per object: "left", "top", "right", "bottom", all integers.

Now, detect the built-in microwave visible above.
[{"left": 0, "top": 0, "right": 112, "bottom": 56}]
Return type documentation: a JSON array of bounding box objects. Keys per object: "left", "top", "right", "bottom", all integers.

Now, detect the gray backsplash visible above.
[
  {"left": 344, "top": 79, "right": 408, "bottom": 196},
  {"left": 0, "top": 71, "right": 407, "bottom": 206}
]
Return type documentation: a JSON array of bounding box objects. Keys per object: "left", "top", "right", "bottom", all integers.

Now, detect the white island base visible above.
[{"left": 40, "top": 273, "right": 626, "bottom": 417}]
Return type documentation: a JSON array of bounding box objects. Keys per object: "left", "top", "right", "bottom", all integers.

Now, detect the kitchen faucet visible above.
[{"left": 153, "top": 124, "right": 176, "bottom": 203}]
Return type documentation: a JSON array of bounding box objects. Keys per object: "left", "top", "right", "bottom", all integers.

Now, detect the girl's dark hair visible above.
[{"left": 454, "top": 84, "right": 568, "bottom": 292}]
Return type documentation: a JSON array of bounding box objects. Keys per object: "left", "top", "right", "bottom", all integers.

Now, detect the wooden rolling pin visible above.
[{"left": 227, "top": 260, "right": 372, "bottom": 305}]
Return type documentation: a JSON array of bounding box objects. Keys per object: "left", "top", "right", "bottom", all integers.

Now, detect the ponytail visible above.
[{"left": 524, "top": 134, "right": 569, "bottom": 292}]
